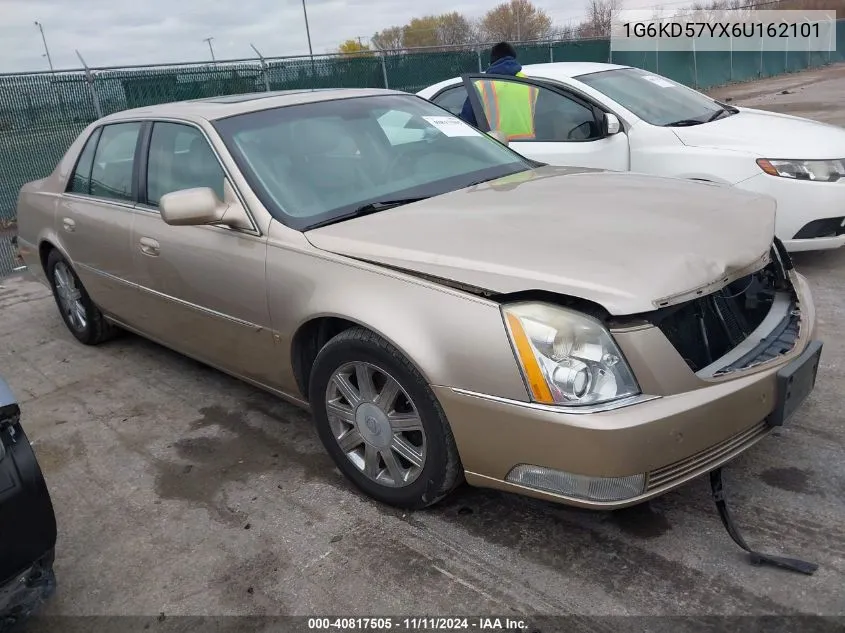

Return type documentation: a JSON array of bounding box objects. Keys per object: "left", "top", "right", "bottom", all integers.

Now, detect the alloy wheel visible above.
[
  {"left": 325, "top": 361, "right": 426, "bottom": 488},
  {"left": 53, "top": 261, "right": 87, "bottom": 331}
]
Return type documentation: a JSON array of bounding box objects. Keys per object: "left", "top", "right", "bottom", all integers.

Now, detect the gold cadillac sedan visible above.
[{"left": 16, "top": 88, "right": 822, "bottom": 510}]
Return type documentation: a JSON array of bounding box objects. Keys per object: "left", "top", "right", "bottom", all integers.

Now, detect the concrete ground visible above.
[
  {"left": 3, "top": 65, "right": 845, "bottom": 622},
  {"left": 707, "top": 63, "right": 845, "bottom": 125}
]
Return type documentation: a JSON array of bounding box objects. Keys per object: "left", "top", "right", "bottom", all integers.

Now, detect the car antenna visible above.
[{"left": 709, "top": 467, "right": 817, "bottom": 575}]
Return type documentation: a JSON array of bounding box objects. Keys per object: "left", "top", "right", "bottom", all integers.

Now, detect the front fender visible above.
[{"left": 265, "top": 235, "right": 529, "bottom": 403}]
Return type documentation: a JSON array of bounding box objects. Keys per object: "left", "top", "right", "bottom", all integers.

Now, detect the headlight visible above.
[
  {"left": 502, "top": 302, "right": 640, "bottom": 406},
  {"left": 757, "top": 158, "right": 845, "bottom": 182}
]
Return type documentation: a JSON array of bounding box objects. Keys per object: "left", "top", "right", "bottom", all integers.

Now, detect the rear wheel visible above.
[
  {"left": 309, "top": 327, "right": 462, "bottom": 509},
  {"left": 46, "top": 249, "right": 116, "bottom": 345}
]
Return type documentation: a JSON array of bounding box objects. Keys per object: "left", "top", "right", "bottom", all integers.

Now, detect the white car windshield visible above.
[
  {"left": 577, "top": 67, "right": 730, "bottom": 127},
  {"left": 213, "top": 94, "right": 533, "bottom": 230}
]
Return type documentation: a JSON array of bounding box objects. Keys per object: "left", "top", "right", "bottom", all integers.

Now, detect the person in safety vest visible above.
[{"left": 458, "top": 41, "right": 538, "bottom": 142}]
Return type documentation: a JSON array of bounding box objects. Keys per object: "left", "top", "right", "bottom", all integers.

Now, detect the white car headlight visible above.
[
  {"left": 502, "top": 302, "right": 640, "bottom": 406},
  {"left": 757, "top": 158, "right": 845, "bottom": 182}
]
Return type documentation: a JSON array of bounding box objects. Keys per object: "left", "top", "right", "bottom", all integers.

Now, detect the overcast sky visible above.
[{"left": 0, "top": 0, "right": 653, "bottom": 73}]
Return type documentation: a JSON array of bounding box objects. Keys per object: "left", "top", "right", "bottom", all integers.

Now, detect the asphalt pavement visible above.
[{"left": 1, "top": 65, "right": 844, "bottom": 624}]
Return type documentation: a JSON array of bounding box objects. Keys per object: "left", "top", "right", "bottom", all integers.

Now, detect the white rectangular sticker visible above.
[
  {"left": 643, "top": 75, "right": 676, "bottom": 88},
  {"left": 422, "top": 115, "right": 481, "bottom": 137}
]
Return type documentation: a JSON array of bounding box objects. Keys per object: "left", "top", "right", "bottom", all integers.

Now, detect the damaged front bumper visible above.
[{"left": 434, "top": 242, "right": 821, "bottom": 508}]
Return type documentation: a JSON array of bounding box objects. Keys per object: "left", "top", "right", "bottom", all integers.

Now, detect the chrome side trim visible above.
[
  {"left": 446, "top": 388, "right": 660, "bottom": 414},
  {"left": 77, "top": 263, "right": 264, "bottom": 330},
  {"left": 63, "top": 193, "right": 137, "bottom": 210}
]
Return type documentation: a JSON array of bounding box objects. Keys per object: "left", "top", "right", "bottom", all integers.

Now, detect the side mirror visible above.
[
  {"left": 159, "top": 183, "right": 252, "bottom": 230},
  {"left": 604, "top": 113, "right": 621, "bottom": 136},
  {"left": 487, "top": 130, "right": 509, "bottom": 146}
]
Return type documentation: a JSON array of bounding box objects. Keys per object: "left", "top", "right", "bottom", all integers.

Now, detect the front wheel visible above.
[{"left": 309, "top": 327, "right": 463, "bottom": 509}]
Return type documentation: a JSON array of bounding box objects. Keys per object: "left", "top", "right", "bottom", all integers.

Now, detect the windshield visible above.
[
  {"left": 213, "top": 94, "right": 532, "bottom": 230},
  {"left": 576, "top": 67, "right": 726, "bottom": 126}
]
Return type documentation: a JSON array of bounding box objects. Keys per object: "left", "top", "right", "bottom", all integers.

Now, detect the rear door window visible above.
[
  {"left": 90, "top": 122, "right": 142, "bottom": 202},
  {"left": 67, "top": 127, "right": 102, "bottom": 195}
]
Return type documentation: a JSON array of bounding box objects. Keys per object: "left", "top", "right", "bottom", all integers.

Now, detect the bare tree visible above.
[
  {"left": 403, "top": 16, "right": 443, "bottom": 48},
  {"left": 436, "top": 12, "right": 479, "bottom": 47},
  {"left": 371, "top": 26, "right": 404, "bottom": 52},
  {"left": 580, "top": 0, "right": 623, "bottom": 38},
  {"left": 552, "top": 22, "right": 579, "bottom": 40},
  {"left": 479, "top": 0, "right": 554, "bottom": 42}
]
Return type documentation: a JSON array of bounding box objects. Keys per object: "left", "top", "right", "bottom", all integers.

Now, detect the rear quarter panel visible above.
[
  {"left": 16, "top": 182, "right": 59, "bottom": 285},
  {"left": 16, "top": 122, "right": 97, "bottom": 283}
]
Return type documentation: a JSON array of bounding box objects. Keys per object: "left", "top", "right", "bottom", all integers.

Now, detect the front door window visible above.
[{"left": 468, "top": 77, "right": 603, "bottom": 142}]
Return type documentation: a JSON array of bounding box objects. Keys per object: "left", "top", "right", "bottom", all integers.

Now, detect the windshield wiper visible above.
[
  {"left": 305, "top": 197, "right": 429, "bottom": 230},
  {"left": 706, "top": 107, "right": 738, "bottom": 123},
  {"left": 706, "top": 109, "right": 728, "bottom": 122},
  {"left": 351, "top": 197, "right": 429, "bottom": 214},
  {"left": 704, "top": 101, "right": 741, "bottom": 123},
  {"left": 665, "top": 118, "right": 706, "bottom": 127}
]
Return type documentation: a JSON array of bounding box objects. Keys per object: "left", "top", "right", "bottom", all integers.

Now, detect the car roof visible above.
[
  {"left": 99, "top": 87, "right": 409, "bottom": 124},
  {"left": 419, "top": 61, "right": 632, "bottom": 96},
  {"left": 520, "top": 61, "right": 631, "bottom": 79}
]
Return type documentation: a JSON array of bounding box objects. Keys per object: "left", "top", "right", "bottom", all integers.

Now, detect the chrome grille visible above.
[{"left": 646, "top": 421, "right": 770, "bottom": 491}]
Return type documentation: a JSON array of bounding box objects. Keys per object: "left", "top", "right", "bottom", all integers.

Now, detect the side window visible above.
[
  {"left": 146, "top": 122, "right": 225, "bottom": 206},
  {"left": 90, "top": 122, "right": 142, "bottom": 202},
  {"left": 432, "top": 86, "right": 469, "bottom": 116},
  {"left": 67, "top": 127, "right": 102, "bottom": 195},
  {"left": 470, "top": 78, "right": 602, "bottom": 143}
]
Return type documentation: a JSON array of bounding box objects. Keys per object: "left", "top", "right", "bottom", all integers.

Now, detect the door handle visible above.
[
  {"left": 62, "top": 218, "right": 75, "bottom": 232},
  {"left": 139, "top": 237, "right": 160, "bottom": 257}
]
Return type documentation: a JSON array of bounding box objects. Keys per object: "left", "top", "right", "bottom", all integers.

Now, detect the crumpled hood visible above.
[
  {"left": 305, "top": 167, "right": 777, "bottom": 316},
  {"left": 672, "top": 107, "right": 845, "bottom": 159}
]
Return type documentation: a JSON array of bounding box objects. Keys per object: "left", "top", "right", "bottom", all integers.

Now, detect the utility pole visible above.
[
  {"left": 203, "top": 36, "right": 216, "bottom": 64},
  {"left": 301, "top": 0, "right": 316, "bottom": 77},
  {"left": 34, "top": 21, "right": 54, "bottom": 72}
]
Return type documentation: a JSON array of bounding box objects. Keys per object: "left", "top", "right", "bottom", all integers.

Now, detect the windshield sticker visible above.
[
  {"left": 643, "top": 76, "right": 676, "bottom": 88},
  {"left": 422, "top": 116, "right": 482, "bottom": 137}
]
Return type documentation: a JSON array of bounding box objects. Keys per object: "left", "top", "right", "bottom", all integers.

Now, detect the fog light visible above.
[{"left": 506, "top": 464, "right": 646, "bottom": 502}]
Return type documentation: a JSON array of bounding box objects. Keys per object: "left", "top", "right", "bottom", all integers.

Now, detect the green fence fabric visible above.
[{"left": 1, "top": 22, "right": 844, "bottom": 275}]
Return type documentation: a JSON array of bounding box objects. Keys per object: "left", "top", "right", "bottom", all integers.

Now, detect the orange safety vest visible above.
[{"left": 475, "top": 72, "right": 539, "bottom": 141}]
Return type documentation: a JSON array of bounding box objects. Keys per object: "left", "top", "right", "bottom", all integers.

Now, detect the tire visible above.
[
  {"left": 45, "top": 249, "right": 117, "bottom": 346},
  {"left": 309, "top": 327, "right": 463, "bottom": 509}
]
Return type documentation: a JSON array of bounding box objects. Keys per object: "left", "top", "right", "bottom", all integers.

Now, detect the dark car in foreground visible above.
[{"left": 0, "top": 377, "right": 57, "bottom": 630}]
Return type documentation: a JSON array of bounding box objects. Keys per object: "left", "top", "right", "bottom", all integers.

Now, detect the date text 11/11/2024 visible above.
[{"left": 307, "top": 617, "right": 531, "bottom": 631}]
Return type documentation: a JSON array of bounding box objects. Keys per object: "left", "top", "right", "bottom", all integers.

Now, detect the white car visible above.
[{"left": 418, "top": 62, "right": 845, "bottom": 252}]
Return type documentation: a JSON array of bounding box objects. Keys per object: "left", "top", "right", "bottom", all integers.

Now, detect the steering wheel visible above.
[{"left": 567, "top": 121, "right": 594, "bottom": 141}]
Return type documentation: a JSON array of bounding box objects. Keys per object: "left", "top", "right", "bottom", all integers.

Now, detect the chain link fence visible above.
[{"left": 2, "top": 24, "right": 844, "bottom": 276}]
